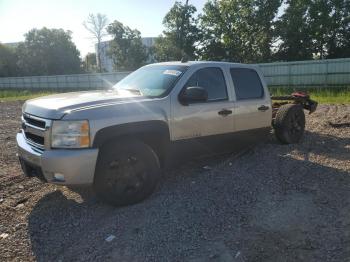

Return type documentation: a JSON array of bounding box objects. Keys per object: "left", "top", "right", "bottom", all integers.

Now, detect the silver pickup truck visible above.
[{"left": 17, "top": 61, "right": 317, "bottom": 206}]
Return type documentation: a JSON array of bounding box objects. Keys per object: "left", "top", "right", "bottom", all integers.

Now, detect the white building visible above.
[
  {"left": 95, "top": 41, "right": 114, "bottom": 72},
  {"left": 95, "top": 37, "right": 157, "bottom": 72},
  {"left": 2, "top": 42, "right": 21, "bottom": 48}
]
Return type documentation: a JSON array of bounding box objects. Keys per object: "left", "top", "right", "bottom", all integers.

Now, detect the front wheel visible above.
[
  {"left": 274, "top": 104, "right": 306, "bottom": 144},
  {"left": 94, "top": 139, "right": 161, "bottom": 206}
]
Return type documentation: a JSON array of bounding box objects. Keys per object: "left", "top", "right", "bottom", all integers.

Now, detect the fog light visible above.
[{"left": 54, "top": 173, "right": 65, "bottom": 182}]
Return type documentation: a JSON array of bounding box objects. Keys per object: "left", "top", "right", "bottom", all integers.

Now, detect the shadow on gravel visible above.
[
  {"left": 28, "top": 135, "right": 350, "bottom": 262},
  {"left": 302, "top": 131, "right": 350, "bottom": 161}
]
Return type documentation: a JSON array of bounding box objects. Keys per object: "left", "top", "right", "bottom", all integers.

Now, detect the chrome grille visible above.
[
  {"left": 21, "top": 113, "right": 51, "bottom": 153},
  {"left": 23, "top": 114, "right": 46, "bottom": 129}
]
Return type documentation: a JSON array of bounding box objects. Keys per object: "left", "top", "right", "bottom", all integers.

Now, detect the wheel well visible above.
[{"left": 93, "top": 122, "right": 170, "bottom": 167}]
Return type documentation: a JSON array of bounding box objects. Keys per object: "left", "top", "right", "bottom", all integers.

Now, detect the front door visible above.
[{"left": 170, "top": 67, "right": 235, "bottom": 155}]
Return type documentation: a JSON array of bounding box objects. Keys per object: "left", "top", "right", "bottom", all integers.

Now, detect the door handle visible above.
[
  {"left": 218, "top": 109, "right": 232, "bottom": 116},
  {"left": 258, "top": 105, "right": 269, "bottom": 112}
]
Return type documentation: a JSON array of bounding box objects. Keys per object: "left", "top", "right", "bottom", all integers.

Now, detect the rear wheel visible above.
[
  {"left": 94, "top": 139, "right": 161, "bottom": 206},
  {"left": 274, "top": 104, "right": 305, "bottom": 144}
]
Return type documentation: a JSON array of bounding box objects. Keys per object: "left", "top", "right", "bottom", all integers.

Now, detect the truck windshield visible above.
[{"left": 112, "top": 65, "right": 188, "bottom": 97}]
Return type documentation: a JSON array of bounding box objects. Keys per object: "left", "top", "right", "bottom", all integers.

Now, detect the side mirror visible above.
[{"left": 179, "top": 86, "right": 208, "bottom": 105}]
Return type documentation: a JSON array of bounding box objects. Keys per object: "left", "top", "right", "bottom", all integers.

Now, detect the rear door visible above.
[{"left": 229, "top": 67, "right": 271, "bottom": 132}]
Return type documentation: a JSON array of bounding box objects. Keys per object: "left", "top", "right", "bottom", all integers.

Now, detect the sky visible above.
[{"left": 0, "top": 0, "right": 206, "bottom": 57}]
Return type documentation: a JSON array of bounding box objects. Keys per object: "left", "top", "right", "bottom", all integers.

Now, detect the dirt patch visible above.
[{"left": 0, "top": 101, "right": 349, "bottom": 262}]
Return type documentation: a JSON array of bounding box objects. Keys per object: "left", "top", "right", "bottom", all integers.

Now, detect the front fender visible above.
[{"left": 92, "top": 120, "right": 170, "bottom": 148}]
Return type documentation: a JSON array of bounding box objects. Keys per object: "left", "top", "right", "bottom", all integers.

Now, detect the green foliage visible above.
[
  {"left": 309, "top": 0, "right": 350, "bottom": 59},
  {"left": 83, "top": 53, "right": 97, "bottom": 72},
  {"left": 153, "top": 1, "right": 200, "bottom": 61},
  {"left": 199, "top": 0, "right": 281, "bottom": 63},
  {"left": 196, "top": 0, "right": 350, "bottom": 62},
  {"left": 308, "top": 0, "right": 333, "bottom": 59},
  {"left": 16, "top": 28, "right": 82, "bottom": 76},
  {"left": 275, "top": 0, "right": 313, "bottom": 61},
  {"left": 253, "top": 0, "right": 283, "bottom": 61},
  {"left": 276, "top": 0, "right": 350, "bottom": 60},
  {"left": 0, "top": 44, "right": 18, "bottom": 77},
  {"left": 107, "top": 20, "right": 147, "bottom": 71},
  {"left": 153, "top": 37, "right": 181, "bottom": 62},
  {"left": 0, "top": 1, "right": 349, "bottom": 77}
]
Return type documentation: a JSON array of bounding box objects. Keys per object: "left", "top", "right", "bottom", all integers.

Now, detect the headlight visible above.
[{"left": 51, "top": 120, "right": 90, "bottom": 148}]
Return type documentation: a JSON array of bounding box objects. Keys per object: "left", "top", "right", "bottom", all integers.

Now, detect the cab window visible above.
[
  {"left": 184, "top": 67, "right": 228, "bottom": 101},
  {"left": 230, "top": 68, "right": 264, "bottom": 100}
]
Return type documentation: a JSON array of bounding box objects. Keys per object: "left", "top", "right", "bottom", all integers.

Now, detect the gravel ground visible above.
[{"left": 0, "top": 101, "right": 349, "bottom": 262}]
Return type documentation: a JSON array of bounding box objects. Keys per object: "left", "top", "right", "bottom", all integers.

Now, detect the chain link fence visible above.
[
  {"left": 0, "top": 58, "right": 349, "bottom": 90},
  {"left": 257, "top": 58, "right": 350, "bottom": 88},
  {"left": 0, "top": 72, "right": 130, "bottom": 90}
]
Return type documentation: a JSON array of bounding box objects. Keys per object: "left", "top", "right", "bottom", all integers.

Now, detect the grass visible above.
[
  {"left": 0, "top": 87, "right": 349, "bottom": 104},
  {"left": 0, "top": 90, "right": 58, "bottom": 101},
  {"left": 269, "top": 87, "right": 350, "bottom": 104}
]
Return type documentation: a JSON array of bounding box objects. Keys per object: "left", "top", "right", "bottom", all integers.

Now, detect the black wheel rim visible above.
[
  {"left": 106, "top": 155, "right": 148, "bottom": 195},
  {"left": 289, "top": 112, "right": 303, "bottom": 135}
]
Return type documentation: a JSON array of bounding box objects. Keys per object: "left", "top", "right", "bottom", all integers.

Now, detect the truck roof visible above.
[{"left": 148, "top": 61, "right": 258, "bottom": 69}]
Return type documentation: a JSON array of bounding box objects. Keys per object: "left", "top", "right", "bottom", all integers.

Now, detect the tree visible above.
[
  {"left": 327, "top": 0, "right": 350, "bottom": 58},
  {"left": 153, "top": 36, "right": 183, "bottom": 62},
  {"left": 274, "top": 0, "right": 350, "bottom": 61},
  {"left": 154, "top": 0, "right": 200, "bottom": 61},
  {"left": 253, "top": 0, "right": 283, "bottom": 62},
  {"left": 308, "top": 0, "right": 333, "bottom": 59},
  {"left": 83, "top": 52, "right": 97, "bottom": 72},
  {"left": 274, "top": 0, "right": 314, "bottom": 61},
  {"left": 0, "top": 44, "right": 18, "bottom": 77},
  {"left": 16, "top": 28, "right": 82, "bottom": 76},
  {"left": 199, "top": 0, "right": 281, "bottom": 63},
  {"left": 198, "top": 0, "right": 228, "bottom": 61},
  {"left": 308, "top": 0, "right": 350, "bottom": 59},
  {"left": 83, "top": 13, "right": 109, "bottom": 72},
  {"left": 107, "top": 20, "right": 147, "bottom": 71}
]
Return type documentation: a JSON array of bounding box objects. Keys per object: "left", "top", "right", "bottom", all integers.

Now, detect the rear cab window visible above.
[
  {"left": 184, "top": 67, "right": 228, "bottom": 102},
  {"left": 230, "top": 68, "right": 264, "bottom": 100}
]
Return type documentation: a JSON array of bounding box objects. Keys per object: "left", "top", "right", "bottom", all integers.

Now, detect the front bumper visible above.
[{"left": 16, "top": 132, "right": 98, "bottom": 185}]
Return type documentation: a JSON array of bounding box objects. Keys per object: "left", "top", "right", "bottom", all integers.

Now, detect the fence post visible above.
[
  {"left": 288, "top": 64, "right": 291, "bottom": 89},
  {"left": 88, "top": 74, "right": 91, "bottom": 90},
  {"left": 324, "top": 60, "right": 329, "bottom": 89}
]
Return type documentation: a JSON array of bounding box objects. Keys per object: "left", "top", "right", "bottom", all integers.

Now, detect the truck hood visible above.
[{"left": 23, "top": 90, "right": 144, "bottom": 119}]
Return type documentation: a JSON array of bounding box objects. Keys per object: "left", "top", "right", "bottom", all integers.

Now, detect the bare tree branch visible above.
[{"left": 83, "top": 13, "right": 109, "bottom": 72}]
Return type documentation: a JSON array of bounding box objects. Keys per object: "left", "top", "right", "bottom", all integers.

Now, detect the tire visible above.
[
  {"left": 94, "top": 139, "right": 161, "bottom": 206},
  {"left": 274, "top": 104, "right": 306, "bottom": 144}
]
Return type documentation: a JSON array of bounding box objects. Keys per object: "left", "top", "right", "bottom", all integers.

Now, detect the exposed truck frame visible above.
[{"left": 271, "top": 91, "right": 318, "bottom": 118}]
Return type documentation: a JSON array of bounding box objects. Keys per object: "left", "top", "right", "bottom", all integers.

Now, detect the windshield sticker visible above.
[{"left": 163, "top": 70, "right": 182, "bottom": 76}]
